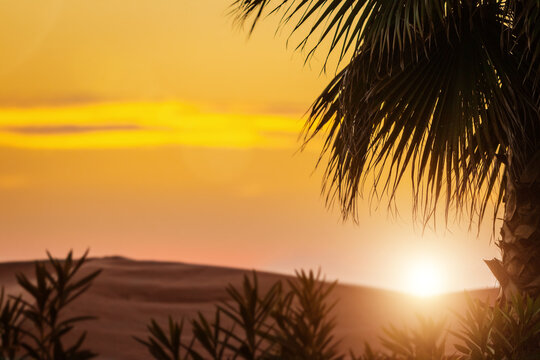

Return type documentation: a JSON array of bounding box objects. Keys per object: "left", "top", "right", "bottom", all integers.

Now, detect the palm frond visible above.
[
  {"left": 234, "top": 0, "right": 540, "bottom": 226},
  {"left": 511, "top": 1, "right": 540, "bottom": 94}
]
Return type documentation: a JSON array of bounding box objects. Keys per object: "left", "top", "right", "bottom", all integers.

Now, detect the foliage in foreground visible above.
[
  {"left": 0, "top": 250, "right": 101, "bottom": 360},
  {"left": 1, "top": 251, "right": 539, "bottom": 359},
  {"left": 453, "top": 295, "right": 540, "bottom": 359},
  {"left": 135, "top": 269, "right": 342, "bottom": 360},
  {"left": 138, "top": 271, "right": 540, "bottom": 360}
]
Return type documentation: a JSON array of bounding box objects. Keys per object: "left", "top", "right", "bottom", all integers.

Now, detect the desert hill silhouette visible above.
[{"left": 0, "top": 257, "right": 497, "bottom": 359}]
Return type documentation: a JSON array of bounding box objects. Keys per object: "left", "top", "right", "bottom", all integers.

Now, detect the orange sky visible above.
[{"left": 0, "top": 0, "right": 499, "bottom": 293}]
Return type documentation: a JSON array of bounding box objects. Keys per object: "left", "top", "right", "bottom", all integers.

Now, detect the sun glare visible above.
[{"left": 406, "top": 260, "right": 444, "bottom": 297}]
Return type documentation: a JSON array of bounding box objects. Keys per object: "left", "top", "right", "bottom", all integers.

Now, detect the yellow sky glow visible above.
[
  {"left": 0, "top": 0, "right": 501, "bottom": 294},
  {"left": 0, "top": 101, "right": 308, "bottom": 150}
]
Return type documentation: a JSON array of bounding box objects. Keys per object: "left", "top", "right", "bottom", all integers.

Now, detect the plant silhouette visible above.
[
  {"left": 231, "top": 0, "right": 540, "bottom": 301},
  {"left": 0, "top": 250, "right": 101, "bottom": 360},
  {"left": 137, "top": 270, "right": 342, "bottom": 360}
]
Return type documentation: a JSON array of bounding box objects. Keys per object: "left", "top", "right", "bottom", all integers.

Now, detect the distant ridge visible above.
[
  {"left": 97, "top": 255, "right": 132, "bottom": 261},
  {"left": 0, "top": 256, "right": 498, "bottom": 359}
]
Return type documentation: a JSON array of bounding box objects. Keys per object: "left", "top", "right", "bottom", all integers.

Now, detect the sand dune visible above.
[{"left": 0, "top": 257, "right": 497, "bottom": 359}]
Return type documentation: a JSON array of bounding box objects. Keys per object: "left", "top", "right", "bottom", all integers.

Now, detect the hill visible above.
[{"left": 0, "top": 257, "right": 497, "bottom": 359}]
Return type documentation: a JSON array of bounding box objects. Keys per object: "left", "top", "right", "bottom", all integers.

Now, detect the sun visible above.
[{"left": 406, "top": 260, "right": 444, "bottom": 297}]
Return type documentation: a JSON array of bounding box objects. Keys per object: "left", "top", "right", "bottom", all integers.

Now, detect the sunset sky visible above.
[{"left": 0, "top": 0, "right": 500, "bottom": 294}]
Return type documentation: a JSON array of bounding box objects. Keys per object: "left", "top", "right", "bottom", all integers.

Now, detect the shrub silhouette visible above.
[
  {"left": 354, "top": 294, "right": 540, "bottom": 360},
  {"left": 137, "top": 270, "right": 342, "bottom": 360},
  {"left": 0, "top": 288, "right": 25, "bottom": 359},
  {"left": 453, "top": 294, "right": 540, "bottom": 359},
  {"left": 134, "top": 316, "right": 193, "bottom": 360},
  {"left": 138, "top": 271, "right": 540, "bottom": 360},
  {"left": 377, "top": 315, "right": 452, "bottom": 360},
  {"left": 1, "top": 253, "right": 539, "bottom": 360},
  {"left": 188, "top": 309, "right": 234, "bottom": 360},
  {"left": 270, "top": 270, "right": 341, "bottom": 360},
  {"left": 0, "top": 250, "right": 101, "bottom": 360},
  {"left": 217, "top": 272, "right": 282, "bottom": 359}
]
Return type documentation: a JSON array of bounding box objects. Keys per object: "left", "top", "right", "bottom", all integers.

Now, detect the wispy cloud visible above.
[
  {"left": 2, "top": 124, "right": 145, "bottom": 135},
  {"left": 0, "top": 101, "right": 313, "bottom": 150}
]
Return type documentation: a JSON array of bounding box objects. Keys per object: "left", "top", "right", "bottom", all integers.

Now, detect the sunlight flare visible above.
[{"left": 406, "top": 259, "right": 444, "bottom": 297}]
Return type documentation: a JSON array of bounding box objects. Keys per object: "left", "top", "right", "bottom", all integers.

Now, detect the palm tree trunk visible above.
[{"left": 485, "top": 151, "right": 540, "bottom": 300}]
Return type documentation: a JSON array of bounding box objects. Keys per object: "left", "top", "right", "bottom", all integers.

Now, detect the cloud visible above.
[
  {"left": 258, "top": 103, "right": 307, "bottom": 116},
  {"left": 259, "top": 130, "right": 299, "bottom": 139},
  {"left": 2, "top": 124, "right": 145, "bottom": 135},
  {"left": 0, "top": 101, "right": 314, "bottom": 150}
]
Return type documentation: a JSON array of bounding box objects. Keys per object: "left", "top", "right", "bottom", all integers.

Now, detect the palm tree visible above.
[{"left": 232, "top": 0, "right": 540, "bottom": 300}]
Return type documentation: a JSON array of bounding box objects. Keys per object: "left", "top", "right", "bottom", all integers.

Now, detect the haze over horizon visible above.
[{"left": 0, "top": 0, "right": 500, "bottom": 294}]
